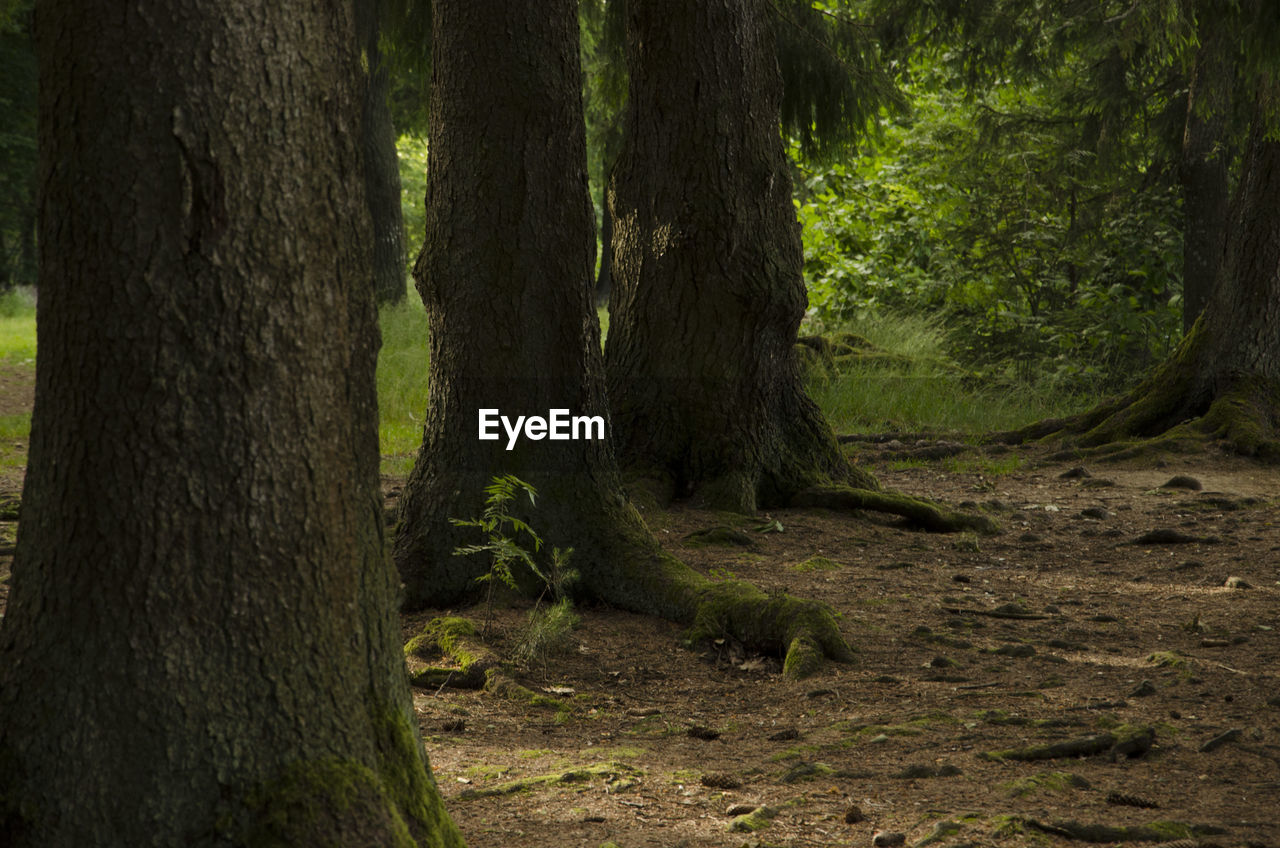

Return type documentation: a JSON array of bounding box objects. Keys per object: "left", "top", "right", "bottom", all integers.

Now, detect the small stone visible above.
[
  {"left": 1130, "top": 679, "right": 1157, "bottom": 697},
  {"left": 1198, "top": 727, "right": 1242, "bottom": 753},
  {"left": 872, "top": 830, "right": 906, "bottom": 847},
  {"left": 844, "top": 804, "right": 865, "bottom": 824},
  {"left": 1224, "top": 576, "right": 1252, "bottom": 589},
  {"left": 1135, "top": 528, "right": 1200, "bottom": 544},
  {"left": 1160, "top": 474, "right": 1203, "bottom": 491}
]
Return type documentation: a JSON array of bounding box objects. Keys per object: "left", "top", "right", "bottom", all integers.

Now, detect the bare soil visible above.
[{"left": 1, "top": 361, "right": 1277, "bottom": 847}]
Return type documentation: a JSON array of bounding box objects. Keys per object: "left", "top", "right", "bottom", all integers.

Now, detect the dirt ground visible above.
[{"left": 1, "top": 361, "right": 1278, "bottom": 848}]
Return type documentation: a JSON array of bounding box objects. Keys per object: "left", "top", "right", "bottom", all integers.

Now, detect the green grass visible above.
[
  {"left": 806, "top": 312, "right": 1093, "bottom": 435},
  {"left": 377, "top": 295, "right": 431, "bottom": 476},
  {"left": 0, "top": 288, "right": 37, "bottom": 363}
]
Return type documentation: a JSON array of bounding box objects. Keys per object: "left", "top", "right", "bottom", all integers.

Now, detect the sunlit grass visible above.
[
  {"left": 807, "top": 312, "right": 1093, "bottom": 436},
  {"left": 0, "top": 288, "right": 37, "bottom": 364},
  {"left": 377, "top": 294, "right": 430, "bottom": 476}
]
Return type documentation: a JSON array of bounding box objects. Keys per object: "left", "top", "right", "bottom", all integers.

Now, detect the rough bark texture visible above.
[
  {"left": 358, "top": 0, "right": 410, "bottom": 305},
  {"left": 1179, "top": 4, "right": 1232, "bottom": 334},
  {"left": 998, "top": 96, "right": 1280, "bottom": 460},
  {"left": 0, "top": 3, "right": 461, "bottom": 846},
  {"left": 392, "top": 0, "right": 853, "bottom": 679},
  {"left": 393, "top": 0, "right": 618, "bottom": 607},
  {"left": 604, "top": 0, "right": 872, "bottom": 513}
]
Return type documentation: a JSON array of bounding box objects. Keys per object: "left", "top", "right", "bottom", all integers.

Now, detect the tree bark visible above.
[
  {"left": 0, "top": 3, "right": 461, "bottom": 846},
  {"left": 604, "top": 0, "right": 871, "bottom": 513},
  {"left": 1179, "top": 3, "right": 1232, "bottom": 334},
  {"left": 392, "top": 0, "right": 854, "bottom": 679},
  {"left": 359, "top": 0, "right": 410, "bottom": 305}
]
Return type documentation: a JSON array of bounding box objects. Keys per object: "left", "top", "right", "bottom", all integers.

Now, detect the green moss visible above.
[
  {"left": 999, "top": 771, "right": 1090, "bottom": 798},
  {"left": 244, "top": 759, "right": 416, "bottom": 848},
  {"left": 789, "top": 556, "right": 843, "bottom": 572},
  {"left": 1146, "top": 650, "right": 1191, "bottom": 669},
  {"left": 728, "top": 804, "right": 778, "bottom": 833},
  {"left": 685, "top": 578, "right": 854, "bottom": 679},
  {"left": 371, "top": 705, "right": 466, "bottom": 848}
]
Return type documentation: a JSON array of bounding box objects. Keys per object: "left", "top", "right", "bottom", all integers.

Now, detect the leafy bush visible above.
[{"left": 796, "top": 58, "right": 1183, "bottom": 392}]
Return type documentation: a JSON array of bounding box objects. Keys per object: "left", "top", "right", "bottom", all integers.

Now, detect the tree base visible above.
[{"left": 995, "top": 353, "right": 1280, "bottom": 464}]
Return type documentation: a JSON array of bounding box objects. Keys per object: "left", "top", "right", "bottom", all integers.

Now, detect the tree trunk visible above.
[
  {"left": 393, "top": 0, "right": 617, "bottom": 607},
  {"left": 0, "top": 3, "right": 461, "bottom": 846},
  {"left": 1179, "top": 4, "right": 1232, "bottom": 334},
  {"left": 604, "top": 0, "right": 868, "bottom": 513},
  {"left": 392, "top": 0, "right": 854, "bottom": 679},
  {"left": 359, "top": 0, "right": 410, "bottom": 305}
]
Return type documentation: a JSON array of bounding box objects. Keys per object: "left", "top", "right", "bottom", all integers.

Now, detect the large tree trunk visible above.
[
  {"left": 359, "top": 0, "right": 410, "bottom": 305},
  {"left": 1179, "top": 3, "right": 1232, "bottom": 334},
  {"left": 392, "top": 0, "right": 853, "bottom": 679},
  {"left": 603, "top": 0, "right": 868, "bottom": 513},
  {"left": 0, "top": 3, "right": 461, "bottom": 846}
]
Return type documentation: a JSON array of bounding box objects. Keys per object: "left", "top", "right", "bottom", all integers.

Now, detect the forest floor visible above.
[
  {"left": 0, "top": 359, "right": 1277, "bottom": 848},
  {"left": 392, "top": 446, "right": 1280, "bottom": 848}
]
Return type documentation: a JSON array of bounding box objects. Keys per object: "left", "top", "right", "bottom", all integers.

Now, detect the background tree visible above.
[
  {"left": 0, "top": 1, "right": 461, "bottom": 844},
  {"left": 1000, "top": 0, "right": 1280, "bottom": 461},
  {"left": 0, "top": 0, "right": 36, "bottom": 292},
  {"left": 602, "top": 0, "right": 985, "bottom": 527},
  {"left": 359, "top": 0, "right": 410, "bottom": 304},
  {"left": 393, "top": 0, "right": 854, "bottom": 679}
]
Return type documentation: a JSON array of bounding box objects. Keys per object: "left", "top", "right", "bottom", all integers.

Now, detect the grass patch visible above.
[
  {"left": 372, "top": 297, "right": 609, "bottom": 477},
  {"left": 377, "top": 297, "right": 430, "bottom": 475},
  {"left": 0, "top": 288, "right": 37, "bottom": 364},
  {"left": 0, "top": 414, "right": 31, "bottom": 475},
  {"left": 807, "top": 312, "right": 1092, "bottom": 434}
]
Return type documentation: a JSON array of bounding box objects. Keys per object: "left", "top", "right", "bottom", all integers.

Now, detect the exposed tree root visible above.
[
  {"left": 403, "top": 617, "right": 568, "bottom": 710},
  {"left": 579, "top": 528, "right": 855, "bottom": 679},
  {"left": 1009, "top": 816, "right": 1223, "bottom": 844},
  {"left": 790, "top": 484, "right": 999, "bottom": 534},
  {"left": 979, "top": 725, "right": 1155, "bottom": 762},
  {"left": 993, "top": 323, "right": 1280, "bottom": 462}
]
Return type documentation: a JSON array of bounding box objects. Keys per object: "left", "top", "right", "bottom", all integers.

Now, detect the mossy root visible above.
[{"left": 790, "top": 484, "right": 999, "bottom": 534}]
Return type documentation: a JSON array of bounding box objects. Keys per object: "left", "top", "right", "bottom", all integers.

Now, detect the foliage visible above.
[
  {"left": 805, "top": 312, "right": 1092, "bottom": 433},
  {"left": 396, "top": 135, "right": 429, "bottom": 274},
  {"left": 0, "top": 0, "right": 36, "bottom": 292},
  {"left": 513, "top": 597, "right": 581, "bottom": 676},
  {"left": 376, "top": 296, "right": 429, "bottom": 475},
  {"left": 451, "top": 475, "right": 578, "bottom": 634},
  {"left": 797, "top": 55, "right": 1184, "bottom": 390}
]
